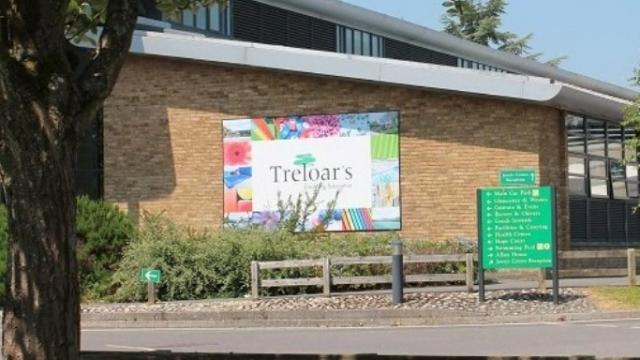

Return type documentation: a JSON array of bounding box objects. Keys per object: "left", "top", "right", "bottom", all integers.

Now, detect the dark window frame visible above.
[{"left": 336, "top": 25, "right": 384, "bottom": 57}]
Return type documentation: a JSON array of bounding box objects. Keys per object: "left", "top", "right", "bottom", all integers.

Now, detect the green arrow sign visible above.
[
  {"left": 500, "top": 169, "right": 536, "bottom": 186},
  {"left": 478, "top": 186, "right": 554, "bottom": 270},
  {"left": 139, "top": 268, "right": 161, "bottom": 284}
]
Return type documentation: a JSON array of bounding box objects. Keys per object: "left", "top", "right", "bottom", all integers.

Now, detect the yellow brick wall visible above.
[{"left": 104, "top": 55, "right": 569, "bottom": 248}]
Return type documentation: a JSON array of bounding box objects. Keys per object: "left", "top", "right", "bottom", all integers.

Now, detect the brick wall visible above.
[{"left": 104, "top": 55, "right": 569, "bottom": 248}]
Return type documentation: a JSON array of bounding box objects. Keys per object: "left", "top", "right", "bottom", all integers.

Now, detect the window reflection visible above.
[
  {"left": 587, "top": 119, "right": 606, "bottom": 157},
  {"left": 566, "top": 115, "right": 585, "bottom": 153},
  {"left": 569, "top": 176, "right": 586, "bottom": 195},
  {"left": 589, "top": 159, "right": 607, "bottom": 178},
  {"left": 568, "top": 156, "right": 585, "bottom": 175},
  {"left": 590, "top": 179, "right": 608, "bottom": 197},
  {"left": 608, "top": 124, "right": 623, "bottom": 159}
]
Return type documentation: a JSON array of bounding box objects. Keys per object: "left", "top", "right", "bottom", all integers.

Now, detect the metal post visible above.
[
  {"left": 391, "top": 239, "right": 404, "bottom": 305},
  {"left": 477, "top": 190, "right": 485, "bottom": 303},
  {"left": 147, "top": 282, "right": 156, "bottom": 304},
  {"left": 551, "top": 187, "right": 560, "bottom": 305},
  {"left": 628, "top": 248, "right": 637, "bottom": 287}
]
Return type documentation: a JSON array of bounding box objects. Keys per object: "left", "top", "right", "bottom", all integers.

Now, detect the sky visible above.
[{"left": 342, "top": 0, "right": 640, "bottom": 90}]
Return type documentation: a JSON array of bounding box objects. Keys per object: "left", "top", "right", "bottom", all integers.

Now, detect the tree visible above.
[
  {"left": 0, "top": 1, "right": 219, "bottom": 359},
  {"left": 441, "top": 0, "right": 565, "bottom": 66},
  {"left": 624, "top": 67, "right": 640, "bottom": 157}
]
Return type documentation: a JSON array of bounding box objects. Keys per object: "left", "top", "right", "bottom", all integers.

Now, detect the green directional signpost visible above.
[
  {"left": 477, "top": 186, "right": 559, "bottom": 305},
  {"left": 140, "top": 268, "right": 161, "bottom": 304},
  {"left": 499, "top": 168, "right": 537, "bottom": 187}
]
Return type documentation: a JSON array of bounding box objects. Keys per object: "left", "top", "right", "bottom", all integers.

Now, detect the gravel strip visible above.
[{"left": 82, "top": 288, "right": 597, "bottom": 317}]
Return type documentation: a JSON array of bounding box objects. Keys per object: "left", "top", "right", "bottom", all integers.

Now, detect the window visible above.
[
  {"left": 457, "top": 58, "right": 506, "bottom": 73},
  {"left": 567, "top": 114, "right": 638, "bottom": 199},
  {"left": 567, "top": 113, "right": 640, "bottom": 245},
  {"left": 336, "top": 25, "right": 384, "bottom": 57},
  {"left": 165, "top": 3, "right": 231, "bottom": 36}
]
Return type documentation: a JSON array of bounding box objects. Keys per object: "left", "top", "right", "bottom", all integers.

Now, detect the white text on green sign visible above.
[
  {"left": 499, "top": 169, "right": 536, "bottom": 186},
  {"left": 479, "top": 186, "right": 553, "bottom": 270}
]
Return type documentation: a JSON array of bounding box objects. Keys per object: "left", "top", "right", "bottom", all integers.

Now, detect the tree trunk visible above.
[{"left": 0, "top": 108, "right": 80, "bottom": 359}]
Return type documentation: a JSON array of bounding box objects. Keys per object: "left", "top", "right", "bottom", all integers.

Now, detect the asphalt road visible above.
[{"left": 82, "top": 318, "right": 640, "bottom": 357}]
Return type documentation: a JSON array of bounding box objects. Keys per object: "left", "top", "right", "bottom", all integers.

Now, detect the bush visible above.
[
  {"left": 110, "top": 214, "right": 474, "bottom": 302},
  {"left": 0, "top": 197, "right": 135, "bottom": 302},
  {"left": 75, "top": 196, "right": 136, "bottom": 300}
]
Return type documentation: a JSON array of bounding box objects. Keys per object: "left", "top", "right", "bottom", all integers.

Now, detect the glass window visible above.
[
  {"left": 569, "top": 176, "right": 586, "bottom": 196},
  {"left": 345, "top": 28, "right": 353, "bottom": 53},
  {"left": 209, "top": 3, "right": 221, "bottom": 31},
  {"left": 372, "top": 35, "right": 379, "bottom": 56},
  {"left": 182, "top": 9, "right": 194, "bottom": 27},
  {"left": 589, "top": 159, "right": 607, "bottom": 178},
  {"left": 587, "top": 119, "right": 606, "bottom": 156},
  {"left": 613, "top": 181, "right": 628, "bottom": 199},
  {"left": 608, "top": 124, "right": 623, "bottom": 159},
  {"left": 195, "top": 7, "right": 207, "bottom": 30},
  {"left": 591, "top": 179, "right": 609, "bottom": 197},
  {"left": 353, "top": 30, "right": 362, "bottom": 55},
  {"left": 628, "top": 183, "right": 639, "bottom": 198},
  {"left": 362, "top": 32, "right": 371, "bottom": 56},
  {"left": 566, "top": 115, "right": 585, "bottom": 153},
  {"left": 569, "top": 156, "right": 585, "bottom": 175},
  {"left": 610, "top": 160, "right": 625, "bottom": 181},
  {"left": 627, "top": 164, "right": 639, "bottom": 182}
]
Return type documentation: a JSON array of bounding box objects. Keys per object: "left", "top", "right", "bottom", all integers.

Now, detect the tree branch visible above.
[{"left": 76, "top": 0, "right": 138, "bottom": 107}]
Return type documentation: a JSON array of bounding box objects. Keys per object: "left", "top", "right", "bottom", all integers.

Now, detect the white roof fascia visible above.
[{"left": 128, "top": 30, "right": 628, "bottom": 121}]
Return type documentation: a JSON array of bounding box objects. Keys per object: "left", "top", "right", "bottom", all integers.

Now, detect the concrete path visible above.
[{"left": 82, "top": 318, "right": 640, "bottom": 357}]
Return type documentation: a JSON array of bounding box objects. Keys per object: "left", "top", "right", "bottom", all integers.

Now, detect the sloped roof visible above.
[
  {"left": 260, "top": 0, "right": 638, "bottom": 102},
  {"left": 129, "top": 30, "right": 629, "bottom": 121}
]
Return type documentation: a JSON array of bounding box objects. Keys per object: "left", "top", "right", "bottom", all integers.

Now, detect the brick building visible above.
[{"left": 81, "top": 0, "right": 638, "bottom": 249}]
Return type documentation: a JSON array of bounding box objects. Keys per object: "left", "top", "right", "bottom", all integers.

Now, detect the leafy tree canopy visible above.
[
  {"left": 624, "top": 67, "right": 640, "bottom": 158},
  {"left": 441, "top": 0, "right": 565, "bottom": 66}
]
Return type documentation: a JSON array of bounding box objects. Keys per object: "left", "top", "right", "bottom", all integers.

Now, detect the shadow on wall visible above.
[{"left": 104, "top": 55, "right": 566, "bottom": 237}]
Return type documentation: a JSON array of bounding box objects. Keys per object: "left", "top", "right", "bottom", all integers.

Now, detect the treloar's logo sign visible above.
[{"left": 269, "top": 153, "right": 353, "bottom": 183}]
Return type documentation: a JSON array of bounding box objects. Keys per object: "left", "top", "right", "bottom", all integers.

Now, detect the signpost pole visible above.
[
  {"left": 147, "top": 282, "right": 156, "bottom": 304},
  {"left": 391, "top": 239, "right": 404, "bottom": 305},
  {"left": 477, "top": 190, "right": 485, "bottom": 303},
  {"left": 551, "top": 187, "right": 559, "bottom": 305}
]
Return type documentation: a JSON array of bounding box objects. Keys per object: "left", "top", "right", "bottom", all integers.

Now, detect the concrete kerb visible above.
[{"left": 81, "top": 309, "right": 640, "bottom": 329}]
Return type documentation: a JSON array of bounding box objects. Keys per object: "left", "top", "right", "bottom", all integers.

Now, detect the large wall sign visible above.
[{"left": 223, "top": 111, "right": 401, "bottom": 231}]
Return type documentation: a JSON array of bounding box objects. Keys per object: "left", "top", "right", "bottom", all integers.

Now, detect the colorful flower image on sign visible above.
[{"left": 222, "top": 111, "right": 401, "bottom": 232}]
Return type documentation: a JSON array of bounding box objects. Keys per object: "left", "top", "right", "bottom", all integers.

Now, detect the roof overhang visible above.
[
  {"left": 128, "top": 30, "right": 631, "bottom": 121},
  {"left": 259, "top": 0, "right": 639, "bottom": 102}
]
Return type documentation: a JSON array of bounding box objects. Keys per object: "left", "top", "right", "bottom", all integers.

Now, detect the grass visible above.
[{"left": 588, "top": 286, "right": 640, "bottom": 311}]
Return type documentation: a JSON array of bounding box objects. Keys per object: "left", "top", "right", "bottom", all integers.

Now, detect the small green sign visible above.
[
  {"left": 140, "top": 268, "right": 161, "bottom": 284},
  {"left": 500, "top": 169, "right": 536, "bottom": 186},
  {"left": 478, "top": 186, "right": 554, "bottom": 269}
]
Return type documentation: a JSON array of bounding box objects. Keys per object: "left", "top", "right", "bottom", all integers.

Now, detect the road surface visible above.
[{"left": 82, "top": 318, "right": 640, "bottom": 357}]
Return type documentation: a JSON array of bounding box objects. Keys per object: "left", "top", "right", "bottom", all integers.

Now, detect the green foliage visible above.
[
  {"left": 624, "top": 67, "right": 640, "bottom": 164},
  {"left": 110, "top": 214, "right": 474, "bottom": 302},
  {"left": 76, "top": 196, "right": 136, "bottom": 300},
  {"left": 441, "top": 0, "right": 564, "bottom": 66},
  {"left": 65, "top": 0, "right": 227, "bottom": 42},
  {"left": 110, "top": 214, "right": 309, "bottom": 301},
  {"left": 0, "top": 197, "right": 134, "bottom": 302}
]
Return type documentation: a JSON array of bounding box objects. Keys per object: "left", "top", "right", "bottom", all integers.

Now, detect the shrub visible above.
[
  {"left": 0, "top": 197, "right": 135, "bottom": 302},
  {"left": 76, "top": 196, "right": 136, "bottom": 300},
  {"left": 110, "top": 214, "right": 475, "bottom": 302}
]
